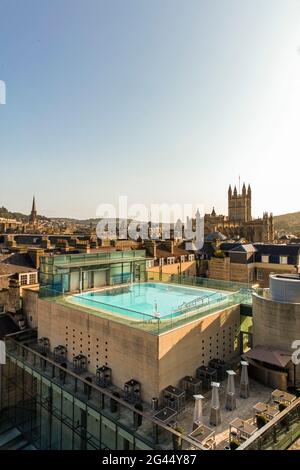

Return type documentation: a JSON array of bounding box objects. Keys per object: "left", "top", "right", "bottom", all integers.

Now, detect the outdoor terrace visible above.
[
  {"left": 3, "top": 332, "right": 204, "bottom": 451},
  {"left": 3, "top": 331, "right": 300, "bottom": 450}
]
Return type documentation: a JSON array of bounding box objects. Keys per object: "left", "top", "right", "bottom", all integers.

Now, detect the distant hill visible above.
[
  {"left": 2, "top": 204, "right": 299, "bottom": 234},
  {"left": 0, "top": 206, "right": 48, "bottom": 222},
  {"left": 0, "top": 206, "right": 25, "bottom": 220},
  {"left": 274, "top": 212, "right": 300, "bottom": 234}
]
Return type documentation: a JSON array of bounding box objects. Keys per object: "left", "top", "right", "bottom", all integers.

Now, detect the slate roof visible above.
[
  {"left": 197, "top": 241, "right": 216, "bottom": 257},
  {"left": 253, "top": 243, "right": 300, "bottom": 256},
  {"left": 0, "top": 253, "right": 37, "bottom": 276},
  {"left": 230, "top": 244, "right": 256, "bottom": 253},
  {"left": 254, "top": 243, "right": 300, "bottom": 265},
  {"left": 219, "top": 242, "right": 243, "bottom": 252},
  {"left": 219, "top": 242, "right": 300, "bottom": 266},
  {"left": 205, "top": 231, "right": 227, "bottom": 242}
]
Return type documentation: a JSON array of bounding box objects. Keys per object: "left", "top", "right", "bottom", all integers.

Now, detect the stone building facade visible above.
[{"left": 204, "top": 184, "right": 274, "bottom": 243}]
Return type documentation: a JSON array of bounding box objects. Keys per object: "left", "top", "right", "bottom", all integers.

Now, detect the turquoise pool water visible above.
[{"left": 69, "top": 282, "right": 228, "bottom": 320}]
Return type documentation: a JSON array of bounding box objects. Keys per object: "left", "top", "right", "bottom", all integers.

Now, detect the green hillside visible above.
[
  {"left": 0, "top": 206, "right": 48, "bottom": 221},
  {"left": 274, "top": 212, "right": 300, "bottom": 234}
]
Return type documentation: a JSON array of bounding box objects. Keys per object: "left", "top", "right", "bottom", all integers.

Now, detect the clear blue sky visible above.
[{"left": 1, "top": 0, "right": 300, "bottom": 219}]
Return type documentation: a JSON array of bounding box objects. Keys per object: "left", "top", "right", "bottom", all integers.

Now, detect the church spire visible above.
[
  {"left": 32, "top": 195, "right": 36, "bottom": 213},
  {"left": 30, "top": 195, "right": 37, "bottom": 224},
  {"left": 242, "top": 182, "right": 246, "bottom": 195}
]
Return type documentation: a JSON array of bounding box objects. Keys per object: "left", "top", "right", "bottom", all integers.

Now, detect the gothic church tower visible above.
[{"left": 228, "top": 183, "right": 252, "bottom": 222}]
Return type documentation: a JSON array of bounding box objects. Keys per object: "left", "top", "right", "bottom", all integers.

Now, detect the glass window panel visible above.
[
  {"left": 74, "top": 399, "right": 87, "bottom": 448},
  {"left": 41, "top": 378, "right": 51, "bottom": 405},
  {"left": 40, "top": 407, "right": 51, "bottom": 449},
  {"left": 101, "top": 416, "right": 116, "bottom": 449},
  {"left": 134, "top": 438, "right": 153, "bottom": 450},
  {"left": 117, "top": 427, "right": 134, "bottom": 450},
  {"left": 87, "top": 408, "right": 100, "bottom": 448},
  {"left": 52, "top": 384, "right": 62, "bottom": 419},
  {"left": 62, "top": 391, "right": 73, "bottom": 426},
  {"left": 61, "top": 422, "right": 73, "bottom": 450},
  {"left": 32, "top": 374, "right": 41, "bottom": 399},
  {"left": 51, "top": 415, "right": 62, "bottom": 450}
]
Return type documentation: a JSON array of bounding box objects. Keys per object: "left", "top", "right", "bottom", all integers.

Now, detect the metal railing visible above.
[
  {"left": 3, "top": 333, "right": 205, "bottom": 451},
  {"left": 237, "top": 397, "right": 300, "bottom": 450},
  {"left": 176, "top": 292, "right": 224, "bottom": 313},
  {"left": 38, "top": 281, "right": 248, "bottom": 335}
]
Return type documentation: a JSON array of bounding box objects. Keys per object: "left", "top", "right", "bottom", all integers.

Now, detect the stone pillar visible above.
[
  {"left": 210, "top": 382, "right": 221, "bottom": 426},
  {"left": 225, "top": 370, "right": 236, "bottom": 410},
  {"left": 240, "top": 361, "right": 250, "bottom": 398},
  {"left": 193, "top": 394, "right": 204, "bottom": 429}
]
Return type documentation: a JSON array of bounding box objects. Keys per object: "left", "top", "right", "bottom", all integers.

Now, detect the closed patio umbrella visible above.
[{"left": 193, "top": 394, "right": 204, "bottom": 427}]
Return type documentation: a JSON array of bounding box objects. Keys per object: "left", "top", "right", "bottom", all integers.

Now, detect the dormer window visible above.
[
  {"left": 280, "top": 256, "right": 288, "bottom": 264},
  {"left": 261, "top": 255, "right": 269, "bottom": 263}
]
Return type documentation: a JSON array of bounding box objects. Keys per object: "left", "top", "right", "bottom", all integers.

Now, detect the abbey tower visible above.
[
  {"left": 204, "top": 183, "right": 274, "bottom": 243},
  {"left": 228, "top": 183, "right": 252, "bottom": 222}
]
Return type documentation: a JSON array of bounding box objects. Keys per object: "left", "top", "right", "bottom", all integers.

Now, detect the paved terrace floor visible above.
[
  {"left": 177, "top": 373, "right": 273, "bottom": 450},
  {"left": 288, "top": 438, "right": 300, "bottom": 450}
]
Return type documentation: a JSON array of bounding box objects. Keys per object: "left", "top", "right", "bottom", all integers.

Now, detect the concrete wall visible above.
[
  {"left": 0, "top": 276, "right": 9, "bottom": 289},
  {"left": 22, "top": 288, "right": 39, "bottom": 328},
  {"left": 158, "top": 305, "right": 241, "bottom": 396},
  {"left": 253, "top": 293, "right": 300, "bottom": 386},
  {"left": 36, "top": 298, "right": 241, "bottom": 403},
  {"left": 37, "top": 298, "right": 159, "bottom": 402},
  {"left": 0, "top": 286, "right": 20, "bottom": 313},
  {"left": 248, "top": 360, "right": 288, "bottom": 390},
  {"left": 253, "top": 294, "right": 300, "bottom": 349}
]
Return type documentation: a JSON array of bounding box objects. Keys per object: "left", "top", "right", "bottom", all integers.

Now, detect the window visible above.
[
  {"left": 280, "top": 256, "right": 288, "bottom": 265},
  {"left": 257, "top": 270, "right": 264, "bottom": 281},
  {"left": 29, "top": 273, "right": 37, "bottom": 285},
  {"left": 261, "top": 255, "right": 269, "bottom": 263},
  {"left": 0, "top": 305, "right": 5, "bottom": 313},
  {"left": 20, "top": 274, "right": 28, "bottom": 286}
]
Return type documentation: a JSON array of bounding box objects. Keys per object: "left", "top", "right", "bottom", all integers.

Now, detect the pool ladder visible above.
[{"left": 176, "top": 292, "right": 223, "bottom": 313}]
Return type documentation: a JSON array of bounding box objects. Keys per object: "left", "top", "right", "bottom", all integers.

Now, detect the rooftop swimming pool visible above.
[{"left": 68, "top": 282, "right": 229, "bottom": 320}]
